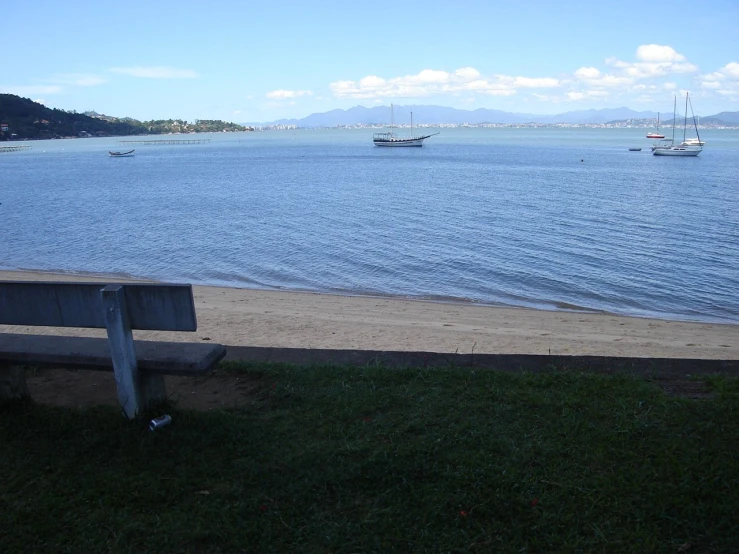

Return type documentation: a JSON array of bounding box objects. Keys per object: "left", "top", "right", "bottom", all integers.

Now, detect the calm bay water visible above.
[{"left": 1, "top": 128, "right": 738, "bottom": 323}]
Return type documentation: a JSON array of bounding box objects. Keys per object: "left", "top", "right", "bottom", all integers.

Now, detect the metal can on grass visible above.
[{"left": 149, "top": 414, "right": 172, "bottom": 431}]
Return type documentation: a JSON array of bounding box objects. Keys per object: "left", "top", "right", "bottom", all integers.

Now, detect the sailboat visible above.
[
  {"left": 652, "top": 92, "right": 703, "bottom": 156},
  {"left": 651, "top": 98, "right": 677, "bottom": 153},
  {"left": 373, "top": 104, "right": 439, "bottom": 147},
  {"left": 646, "top": 113, "right": 665, "bottom": 139}
]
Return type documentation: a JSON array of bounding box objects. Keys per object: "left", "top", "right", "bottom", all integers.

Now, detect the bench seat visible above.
[{"left": 0, "top": 333, "right": 226, "bottom": 375}]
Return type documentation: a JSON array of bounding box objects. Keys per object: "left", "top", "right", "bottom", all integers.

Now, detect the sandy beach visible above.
[{"left": 1, "top": 269, "right": 736, "bottom": 359}]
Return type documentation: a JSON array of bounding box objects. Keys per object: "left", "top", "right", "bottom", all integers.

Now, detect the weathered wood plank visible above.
[{"left": 0, "top": 281, "right": 197, "bottom": 331}]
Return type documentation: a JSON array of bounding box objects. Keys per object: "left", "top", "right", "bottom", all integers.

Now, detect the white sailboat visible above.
[
  {"left": 373, "top": 104, "right": 439, "bottom": 147},
  {"left": 653, "top": 93, "right": 703, "bottom": 157}
]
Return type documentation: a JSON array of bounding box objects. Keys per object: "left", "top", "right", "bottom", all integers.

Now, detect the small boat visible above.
[
  {"left": 680, "top": 137, "right": 705, "bottom": 146},
  {"left": 653, "top": 93, "right": 703, "bottom": 157},
  {"left": 646, "top": 112, "right": 665, "bottom": 139},
  {"left": 629, "top": 148, "right": 642, "bottom": 151},
  {"left": 373, "top": 104, "right": 438, "bottom": 147},
  {"left": 109, "top": 149, "right": 135, "bottom": 157}
]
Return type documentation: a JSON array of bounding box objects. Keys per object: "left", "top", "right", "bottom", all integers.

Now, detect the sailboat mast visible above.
[
  {"left": 410, "top": 111, "right": 413, "bottom": 136},
  {"left": 671, "top": 96, "right": 676, "bottom": 142},
  {"left": 689, "top": 94, "right": 702, "bottom": 145},
  {"left": 683, "top": 93, "right": 689, "bottom": 143}
]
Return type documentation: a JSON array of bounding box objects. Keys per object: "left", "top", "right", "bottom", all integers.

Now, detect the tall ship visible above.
[{"left": 373, "top": 104, "right": 439, "bottom": 147}]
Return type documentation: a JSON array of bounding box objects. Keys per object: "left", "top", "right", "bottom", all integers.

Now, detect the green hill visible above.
[{"left": 0, "top": 94, "right": 250, "bottom": 140}]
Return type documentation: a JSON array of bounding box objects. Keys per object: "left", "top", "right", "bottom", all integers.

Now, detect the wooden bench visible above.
[{"left": 0, "top": 281, "right": 226, "bottom": 419}]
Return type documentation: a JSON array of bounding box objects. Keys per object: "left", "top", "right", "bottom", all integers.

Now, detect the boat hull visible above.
[
  {"left": 373, "top": 137, "right": 428, "bottom": 147},
  {"left": 109, "top": 148, "right": 135, "bottom": 157},
  {"left": 652, "top": 147, "right": 701, "bottom": 156}
]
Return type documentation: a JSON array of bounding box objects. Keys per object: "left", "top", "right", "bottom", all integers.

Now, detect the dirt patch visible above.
[
  {"left": 18, "top": 366, "right": 717, "bottom": 411},
  {"left": 657, "top": 379, "right": 714, "bottom": 399},
  {"left": 23, "top": 368, "right": 263, "bottom": 411}
]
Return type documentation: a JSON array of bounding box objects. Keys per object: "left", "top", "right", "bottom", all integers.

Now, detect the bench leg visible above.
[
  {"left": 102, "top": 285, "right": 170, "bottom": 419},
  {"left": 0, "top": 365, "right": 30, "bottom": 405}
]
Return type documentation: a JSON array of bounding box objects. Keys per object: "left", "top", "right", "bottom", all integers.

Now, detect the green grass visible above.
[{"left": 2, "top": 363, "right": 739, "bottom": 553}]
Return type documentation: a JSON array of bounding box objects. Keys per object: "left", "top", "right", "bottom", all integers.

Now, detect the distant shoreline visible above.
[{"left": 3, "top": 125, "right": 737, "bottom": 141}]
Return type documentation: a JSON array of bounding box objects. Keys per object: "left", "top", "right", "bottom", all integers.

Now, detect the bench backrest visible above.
[{"left": 0, "top": 281, "right": 197, "bottom": 331}]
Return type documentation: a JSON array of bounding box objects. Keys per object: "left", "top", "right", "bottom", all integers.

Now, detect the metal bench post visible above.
[{"left": 101, "top": 285, "right": 166, "bottom": 419}]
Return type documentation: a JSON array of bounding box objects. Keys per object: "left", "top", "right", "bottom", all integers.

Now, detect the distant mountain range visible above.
[
  {"left": 249, "top": 105, "right": 739, "bottom": 127},
  {"left": 697, "top": 111, "right": 739, "bottom": 125}
]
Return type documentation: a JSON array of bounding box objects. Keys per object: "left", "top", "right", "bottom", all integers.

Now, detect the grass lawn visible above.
[{"left": 2, "top": 363, "right": 738, "bottom": 553}]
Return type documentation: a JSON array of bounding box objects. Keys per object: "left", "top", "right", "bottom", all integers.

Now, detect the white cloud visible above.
[
  {"left": 604, "top": 45, "right": 697, "bottom": 82},
  {"left": 636, "top": 44, "right": 686, "bottom": 63},
  {"left": 696, "top": 63, "right": 739, "bottom": 98},
  {"left": 109, "top": 66, "right": 198, "bottom": 78},
  {"left": 567, "top": 90, "right": 609, "bottom": 101},
  {"left": 321, "top": 46, "right": 729, "bottom": 108},
  {"left": 358, "top": 75, "right": 386, "bottom": 89},
  {"left": 573, "top": 69, "right": 633, "bottom": 88},
  {"left": 407, "top": 69, "right": 450, "bottom": 84},
  {"left": 721, "top": 62, "right": 739, "bottom": 79},
  {"left": 477, "top": 87, "right": 517, "bottom": 97},
  {"left": 509, "top": 76, "right": 560, "bottom": 88},
  {"left": 265, "top": 89, "right": 313, "bottom": 99},
  {"left": 34, "top": 98, "right": 46, "bottom": 104},
  {"left": 330, "top": 67, "right": 558, "bottom": 99},
  {"left": 454, "top": 67, "right": 481, "bottom": 80},
  {"left": 0, "top": 85, "right": 62, "bottom": 95},
  {"left": 575, "top": 67, "right": 601, "bottom": 79}
]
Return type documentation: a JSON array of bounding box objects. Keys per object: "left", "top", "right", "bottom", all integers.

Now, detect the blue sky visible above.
[{"left": 2, "top": 0, "right": 737, "bottom": 122}]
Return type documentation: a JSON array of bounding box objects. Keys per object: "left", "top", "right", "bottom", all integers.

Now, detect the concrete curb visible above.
[{"left": 223, "top": 346, "right": 739, "bottom": 378}]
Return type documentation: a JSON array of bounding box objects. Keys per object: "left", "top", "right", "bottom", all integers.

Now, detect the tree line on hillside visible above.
[{"left": 0, "top": 94, "right": 251, "bottom": 140}]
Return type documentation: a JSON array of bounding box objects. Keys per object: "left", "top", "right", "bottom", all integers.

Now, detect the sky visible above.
[{"left": 2, "top": 0, "right": 738, "bottom": 123}]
